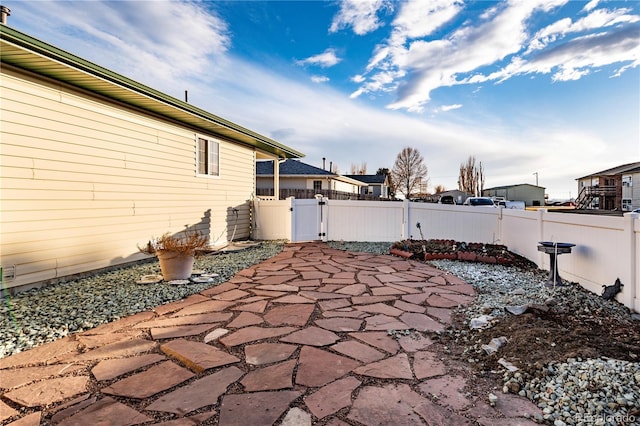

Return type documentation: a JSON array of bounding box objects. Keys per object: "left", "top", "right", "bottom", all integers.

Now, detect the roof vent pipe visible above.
[
  {"left": 322, "top": 157, "right": 326, "bottom": 170},
  {"left": 1, "top": 6, "right": 10, "bottom": 25},
  {"left": 329, "top": 161, "right": 333, "bottom": 172}
]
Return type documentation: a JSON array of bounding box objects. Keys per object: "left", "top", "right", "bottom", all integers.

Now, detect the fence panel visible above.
[
  {"left": 408, "top": 203, "right": 500, "bottom": 243},
  {"left": 325, "top": 200, "right": 405, "bottom": 242}
]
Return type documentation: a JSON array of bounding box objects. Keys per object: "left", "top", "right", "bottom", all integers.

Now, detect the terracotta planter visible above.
[{"left": 157, "top": 251, "right": 195, "bottom": 280}]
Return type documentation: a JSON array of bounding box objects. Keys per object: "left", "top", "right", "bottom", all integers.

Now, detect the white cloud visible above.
[
  {"left": 583, "top": 0, "right": 600, "bottom": 13},
  {"left": 311, "top": 75, "right": 330, "bottom": 83},
  {"left": 12, "top": 0, "right": 230, "bottom": 87},
  {"left": 329, "top": 0, "right": 390, "bottom": 35},
  {"left": 440, "top": 104, "right": 463, "bottom": 112},
  {"left": 296, "top": 48, "right": 341, "bottom": 68}
]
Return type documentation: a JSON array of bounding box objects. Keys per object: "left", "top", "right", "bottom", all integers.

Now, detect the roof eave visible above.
[{"left": 0, "top": 25, "right": 303, "bottom": 159}]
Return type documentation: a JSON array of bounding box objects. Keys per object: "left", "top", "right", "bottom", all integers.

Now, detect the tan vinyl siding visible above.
[{"left": 1, "top": 67, "right": 256, "bottom": 290}]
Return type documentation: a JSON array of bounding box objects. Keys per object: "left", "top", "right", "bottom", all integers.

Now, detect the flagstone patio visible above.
[{"left": 0, "top": 242, "right": 541, "bottom": 425}]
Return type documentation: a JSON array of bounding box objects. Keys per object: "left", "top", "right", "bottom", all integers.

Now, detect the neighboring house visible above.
[
  {"left": 343, "top": 174, "right": 391, "bottom": 199},
  {"left": 575, "top": 162, "right": 640, "bottom": 211},
  {"left": 0, "top": 25, "right": 302, "bottom": 292},
  {"left": 256, "top": 159, "right": 366, "bottom": 199},
  {"left": 482, "top": 184, "right": 546, "bottom": 207}
]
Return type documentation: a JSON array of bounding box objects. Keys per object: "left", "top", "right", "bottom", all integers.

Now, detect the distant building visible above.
[
  {"left": 482, "top": 184, "right": 545, "bottom": 207},
  {"left": 575, "top": 162, "right": 640, "bottom": 211},
  {"left": 343, "top": 174, "right": 391, "bottom": 199},
  {"left": 256, "top": 159, "right": 365, "bottom": 200}
]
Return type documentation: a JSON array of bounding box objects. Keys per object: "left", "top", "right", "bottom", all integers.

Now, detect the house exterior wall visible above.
[
  {"left": 332, "top": 179, "right": 359, "bottom": 194},
  {"left": 1, "top": 66, "right": 256, "bottom": 290}
]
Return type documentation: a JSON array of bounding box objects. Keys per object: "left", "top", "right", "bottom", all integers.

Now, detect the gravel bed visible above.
[
  {"left": 0, "top": 241, "right": 284, "bottom": 359},
  {"left": 330, "top": 241, "right": 639, "bottom": 426}
]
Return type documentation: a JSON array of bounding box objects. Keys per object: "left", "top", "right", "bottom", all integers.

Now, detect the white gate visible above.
[{"left": 292, "top": 197, "right": 327, "bottom": 242}]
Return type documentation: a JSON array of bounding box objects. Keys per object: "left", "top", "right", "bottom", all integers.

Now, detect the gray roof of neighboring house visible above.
[
  {"left": 576, "top": 161, "right": 640, "bottom": 180},
  {"left": 0, "top": 25, "right": 303, "bottom": 159},
  {"left": 343, "top": 174, "right": 387, "bottom": 184},
  {"left": 256, "top": 159, "right": 334, "bottom": 176},
  {"left": 257, "top": 160, "right": 366, "bottom": 186}
]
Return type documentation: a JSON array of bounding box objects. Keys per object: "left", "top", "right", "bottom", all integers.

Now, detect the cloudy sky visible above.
[{"left": 6, "top": 0, "right": 639, "bottom": 199}]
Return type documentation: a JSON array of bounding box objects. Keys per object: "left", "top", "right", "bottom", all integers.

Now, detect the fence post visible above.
[
  {"left": 402, "top": 199, "right": 410, "bottom": 240},
  {"left": 537, "top": 208, "right": 546, "bottom": 267},
  {"left": 287, "top": 197, "right": 294, "bottom": 242},
  {"left": 626, "top": 213, "right": 639, "bottom": 312}
]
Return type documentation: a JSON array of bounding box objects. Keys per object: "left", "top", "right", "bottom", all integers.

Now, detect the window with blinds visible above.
[{"left": 197, "top": 137, "right": 220, "bottom": 176}]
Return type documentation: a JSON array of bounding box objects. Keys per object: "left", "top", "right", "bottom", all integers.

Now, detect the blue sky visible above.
[{"left": 6, "top": 0, "right": 639, "bottom": 199}]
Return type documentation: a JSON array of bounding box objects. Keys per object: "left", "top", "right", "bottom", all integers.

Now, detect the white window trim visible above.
[{"left": 196, "top": 135, "right": 220, "bottom": 178}]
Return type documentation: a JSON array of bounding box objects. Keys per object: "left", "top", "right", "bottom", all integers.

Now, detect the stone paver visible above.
[
  {"left": 353, "top": 353, "right": 414, "bottom": 379},
  {"left": 304, "top": 376, "right": 361, "bottom": 419},
  {"left": 330, "top": 340, "right": 386, "bottom": 363},
  {"left": 347, "top": 383, "right": 428, "bottom": 426},
  {"left": 161, "top": 339, "right": 240, "bottom": 372},
  {"left": 219, "top": 326, "right": 297, "bottom": 347},
  {"left": 240, "top": 359, "right": 296, "bottom": 391},
  {"left": 218, "top": 391, "right": 301, "bottom": 426},
  {"left": 279, "top": 326, "right": 340, "bottom": 346},
  {"left": 264, "top": 304, "right": 315, "bottom": 326},
  {"left": 244, "top": 343, "right": 298, "bottom": 365},
  {"left": 296, "top": 346, "right": 360, "bottom": 387},
  {"left": 102, "top": 361, "right": 194, "bottom": 399},
  {"left": 145, "top": 366, "right": 243, "bottom": 415},
  {"left": 57, "top": 397, "right": 152, "bottom": 426},
  {"left": 412, "top": 350, "right": 447, "bottom": 379},
  {"left": 3, "top": 376, "right": 89, "bottom": 407},
  {"left": 1, "top": 242, "right": 544, "bottom": 425},
  {"left": 91, "top": 354, "right": 166, "bottom": 381},
  {"left": 0, "top": 363, "right": 84, "bottom": 389}
]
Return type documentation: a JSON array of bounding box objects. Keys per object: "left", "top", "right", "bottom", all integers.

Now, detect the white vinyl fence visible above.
[{"left": 253, "top": 198, "right": 640, "bottom": 312}]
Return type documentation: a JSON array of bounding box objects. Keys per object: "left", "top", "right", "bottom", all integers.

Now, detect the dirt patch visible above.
[
  {"left": 472, "top": 309, "right": 640, "bottom": 374},
  {"left": 439, "top": 278, "right": 640, "bottom": 381}
]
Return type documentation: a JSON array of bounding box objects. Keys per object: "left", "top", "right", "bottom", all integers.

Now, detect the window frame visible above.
[{"left": 196, "top": 136, "right": 220, "bottom": 178}]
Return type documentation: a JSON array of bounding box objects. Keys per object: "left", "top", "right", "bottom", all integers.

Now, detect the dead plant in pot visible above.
[{"left": 138, "top": 228, "right": 209, "bottom": 281}]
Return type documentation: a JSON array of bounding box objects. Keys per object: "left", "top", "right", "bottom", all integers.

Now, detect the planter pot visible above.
[
  {"left": 157, "top": 251, "right": 195, "bottom": 280},
  {"left": 477, "top": 255, "right": 497, "bottom": 264}
]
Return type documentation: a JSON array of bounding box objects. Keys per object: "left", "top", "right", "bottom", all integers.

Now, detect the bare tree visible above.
[
  {"left": 350, "top": 162, "right": 367, "bottom": 175},
  {"left": 458, "top": 155, "right": 485, "bottom": 196},
  {"left": 391, "top": 147, "right": 429, "bottom": 198},
  {"left": 434, "top": 184, "right": 446, "bottom": 194}
]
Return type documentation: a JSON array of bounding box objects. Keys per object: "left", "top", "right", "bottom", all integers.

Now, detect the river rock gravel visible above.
[{"left": 0, "top": 241, "right": 284, "bottom": 359}]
